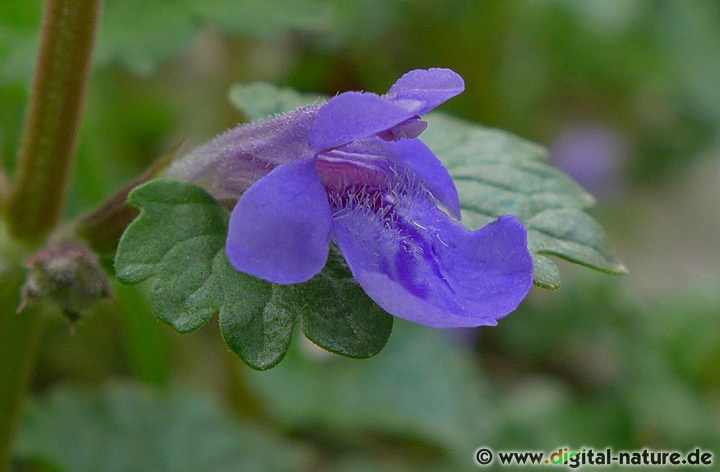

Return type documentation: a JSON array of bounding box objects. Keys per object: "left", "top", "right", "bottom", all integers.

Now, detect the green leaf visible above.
[
  {"left": 526, "top": 208, "right": 627, "bottom": 275},
  {"left": 115, "top": 179, "right": 393, "bottom": 368},
  {"left": 532, "top": 254, "right": 562, "bottom": 290},
  {"left": 115, "top": 178, "right": 227, "bottom": 331},
  {"left": 15, "top": 383, "right": 310, "bottom": 472},
  {"left": 228, "top": 82, "right": 626, "bottom": 289},
  {"left": 277, "top": 251, "right": 393, "bottom": 358},
  {"left": 114, "top": 179, "right": 294, "bottom": 369},
  {"left": 215, "top": 255, "right": 296, "bottom": 371}
]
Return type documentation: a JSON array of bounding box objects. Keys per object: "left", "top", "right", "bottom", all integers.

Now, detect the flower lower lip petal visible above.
[
  {"left": 330, "top": 188, "right": 533, "bottom": 328},
  {"left": 226, "top": 159, "right": 332, "bottom": 284}
]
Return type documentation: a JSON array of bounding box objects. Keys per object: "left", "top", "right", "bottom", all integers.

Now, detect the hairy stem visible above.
[
  {"left": 0, "top": 1, "right": 102, "bottom": 469},
  {"left": 6, "top": 0, "right": 103, "bottom": 244}
]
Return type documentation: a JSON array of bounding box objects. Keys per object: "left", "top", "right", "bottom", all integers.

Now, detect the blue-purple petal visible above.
[
  {"left": 308, "top": 92, "right": 422, "bottom": 151},
  {"left": 226, "top": 159, "right": 332, "bottom": 284},
  {"left": 436, "top": 215, "right": 534, "bottom": 318},
  {"left": 386, "top": 68, "right": 465, "bottom": 115},
  {"left": 383, "top": 138, "right": 462, "bottom": 219},
  {"left": 317, "top": 136, "right": 461, "bottom": 219},
  {"left": 330, "top": 191, "right": 533, "bottom": 328}
]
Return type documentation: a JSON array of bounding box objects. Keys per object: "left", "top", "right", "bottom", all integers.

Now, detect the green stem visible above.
[
  {"left": 6, "top": 0, "right": 103, "bottom": 245},
  {"left": 0, "top": 270, "right": 43, "bottom": 472},
  {"left": 0, "top": 1, "right": 102, "bottom": 469},
  {"left": 0, "top": 169, "right": 8, "bottom": 214}
]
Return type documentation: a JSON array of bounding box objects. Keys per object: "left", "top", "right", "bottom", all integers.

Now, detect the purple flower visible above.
[
  {"left": 550, "top": 124, "right": 629, "bottom": 200},
  {"left": 166, "top": 69, "right": 533, "bottom": 328}
]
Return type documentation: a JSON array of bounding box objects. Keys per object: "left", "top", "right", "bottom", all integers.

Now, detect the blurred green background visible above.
[{"left": 2, "top": 0, "right": 719, "bottom": 470}]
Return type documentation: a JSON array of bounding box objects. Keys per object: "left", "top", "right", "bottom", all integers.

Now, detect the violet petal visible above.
[
  {"left": 330, "top": 190, "right": 533, "bottom": 328},
  {"left": 308, "top": 92, "right": 422, "bottom": 151},
  {"left": 384, "top": 138, "right": 462, "bottom": 219},
  {"left": 226, "top": 159, "right": 332, "bottom": 284},
  {"left": 317, "top": 136, "right": 460, "bottom": 219},
  {"left": 386, "top": 68, "right": 465, "bottom": 115}
]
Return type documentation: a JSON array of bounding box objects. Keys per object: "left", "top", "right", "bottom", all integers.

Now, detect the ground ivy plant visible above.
[
  {"left": 113, "top": 72, "right": 625, "bottom": 370},
  {"left": 0, "top": 2, "right": 626, "bottom": 469}
]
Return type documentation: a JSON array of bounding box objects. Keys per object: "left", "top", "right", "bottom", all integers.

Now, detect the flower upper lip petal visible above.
[
  {"left": 308, "top": 69, "right": 464, "bottom": 152},
  {"left": 383, "top": 138, "right": 462, "bottom": 219},
  {"left": 386, "top": 98, "right": 425, "bottom": 114},
  {"left": 308, "top": 92, "right": 419, "bottom": 152},
  {"left": 385, "top": 68, "right": 465, "bottom": 115}
]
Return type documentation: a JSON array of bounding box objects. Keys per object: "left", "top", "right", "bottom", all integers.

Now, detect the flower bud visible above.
[{"left": 19, "top": 241, "right": 111, "bottom": 325}]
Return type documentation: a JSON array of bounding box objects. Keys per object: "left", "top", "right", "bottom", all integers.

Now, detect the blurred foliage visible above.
[
  {"left": 2, "top": 0, "right": 719, "bottom": 470},
  {"left": 15, "top": 383, "right": 311, "bottom": 471}
]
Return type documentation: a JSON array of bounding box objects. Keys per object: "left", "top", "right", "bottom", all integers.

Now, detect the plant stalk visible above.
[
  {"left": 0, "top": 1, "right": 103, "bottom": 469},
  {"left": 0, "top": 262, "right": 42, "bottom": 470},
  {"left": 6, "top": 0, "right": 103, "bottom": 245}
]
